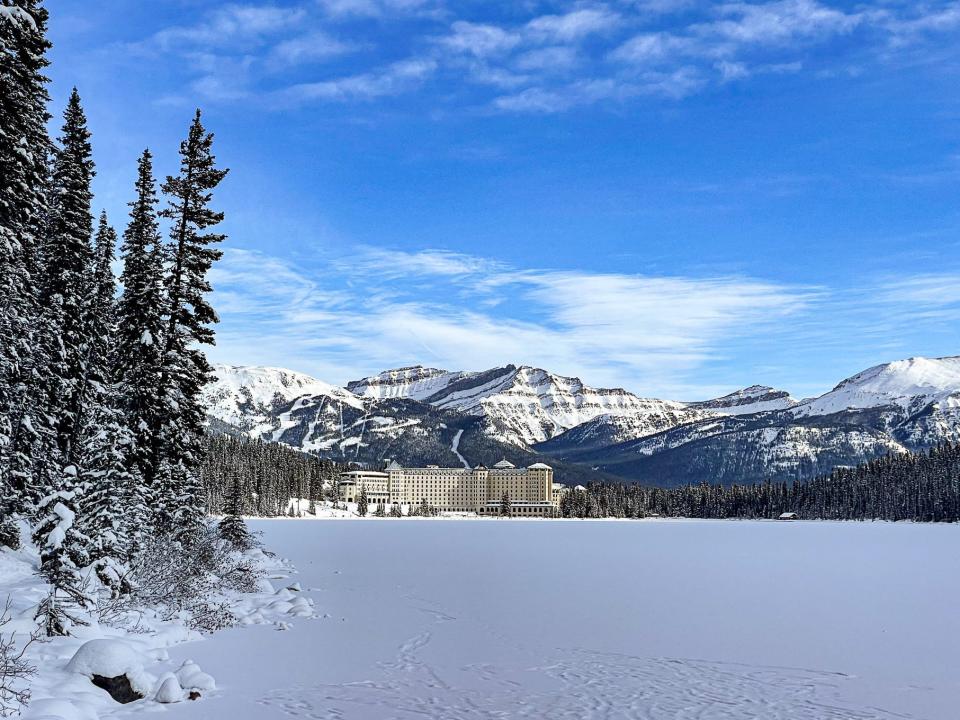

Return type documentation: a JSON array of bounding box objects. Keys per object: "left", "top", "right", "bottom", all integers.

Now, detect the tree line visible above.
[
  {"left": 0, "top": 1, "right": 232, "bottom": 635},
  {"left": 202, "top": 435, "right": 342, "bottom": 517},
  {"left": 560, "top": 443, "right": 960, "bottom": 522}
]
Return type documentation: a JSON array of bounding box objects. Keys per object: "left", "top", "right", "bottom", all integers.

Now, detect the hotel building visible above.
[{"left": 338, "top": 459, "right": 566, "bottom": 517}]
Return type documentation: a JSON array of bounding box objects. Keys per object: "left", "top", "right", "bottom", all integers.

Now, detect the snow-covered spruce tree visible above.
[
  {"left": 32, "top": 465, "right": 91, "bottom": 635},
  {"left": 78, "top": 213, "right": 139, "bottom": 595},
  {"left": 499, "top": 492, "right": 511, "bottom": 517},
  {"left": 154, "top": 110, "right": 227, "bottom": 542},
  {"left": 114, "top": 150, "right": 166, "bottom": 510},
  {"left": 218, "top": 471, "right": 251, "bottom": 550},
  {"left": 0, "top": 0, "right": 53, "bottom": 518},
  {"left": 37, "top": 87, "right": 94, "bottom": 469},
  {"left": 31, "top": 90, "right": 98, "bottom": 633}
]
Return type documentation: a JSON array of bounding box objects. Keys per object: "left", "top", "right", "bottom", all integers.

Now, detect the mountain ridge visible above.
[{"left": 204, "top": 355, "right": 960, "bottom": 487}]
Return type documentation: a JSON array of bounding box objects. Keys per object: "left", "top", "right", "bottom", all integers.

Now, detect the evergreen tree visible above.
[
  {"left": 32, "top": 464, "right": 91, "bottom": 635},
  {"left": 499, "top": 491, "right": 511, "bottom": 517},
  {"left": 154, "top": 110, "right": 228, "bottom": 541},
  {"left": 357, "top": 487, "right": 368, "bottom": 517},
  {"left": 114, "top": 149, "right": 165, "bottom": 506},
  {"left": 39, "top": 88, "right": 94, "bottom": 468},
  {"left": 79, "top": 213, "right": 139, "bottom": 595},
  {"left": 219, "top": 471, "right": 251, "bottom": 550},
  {"left": 0, "top": 0, "right": 53, "bottom": 515},
  {"left": 32, "top": 90, "right": 97, "bottom": 627},
  {"left": 374, "top": 502, "right": 386, "bottom": 517}
]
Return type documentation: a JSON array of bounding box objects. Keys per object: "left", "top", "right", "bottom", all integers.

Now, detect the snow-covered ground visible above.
[
  {"left": 0, "top": 529, "right": 315, "bottom": 720},
  {"left": 157, "top": 518, "right": 958, "bottom": 720}
]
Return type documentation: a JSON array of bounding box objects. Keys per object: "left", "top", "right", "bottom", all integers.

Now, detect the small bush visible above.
[
  {"left": 1, "top": 599, "right": 36, "bottom": 717},
  {"left": 100, "top": 523, "right": 264, "bottom": 633}
]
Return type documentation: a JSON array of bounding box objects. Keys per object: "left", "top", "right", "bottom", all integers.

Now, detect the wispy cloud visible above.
[
  {"left": 524, "top": 7, "right": 623, "bottom": 43},
  {"left": 121, "top": 1, "right": 960, "bottom": 112},
  {"left": 150, "top": 4, "right": 308, "bottom": 51},
  {"left": 210, "top": 246, "right": 822, "bottom": 395},
  {"left": 279, "top": 57, "right": 437, "bottom": 103}
]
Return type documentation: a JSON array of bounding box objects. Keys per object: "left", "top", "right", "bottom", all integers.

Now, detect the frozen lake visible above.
[{"left": 169, "top": 519, "right": 960, "bottom": 720}]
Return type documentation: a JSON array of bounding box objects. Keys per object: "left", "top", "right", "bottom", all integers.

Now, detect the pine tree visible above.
[
  {"left": 0, "top": 0, "right": 53, "bottom": 516},
  {"left": 32, "top": 90, "right": 97, "bottom": 627},
  {"left": 154, "top": 110, "right": 228, "bottom": 541},
  {"left": 40, "top": 87, "right": 95, "bottom": 467},
  {"left": 114, "top": 149, "right": 166, "bottom": 512},
  {"left": 32, "top": 464, "right": 91, "bottom": 635},
  {"left": 374, "top": 502, "right": 385, "bottom": 518},
  {"left": 357, "top": 487, "right": 368, "bottom": 517},
  {"left": 79, "top": 213, "right": 139, "bottom": 595},
  {"left": 219, "top": 471, "right": 251, "bottom": 550},
  {"left": 499, "top": 491, "right": 511, "bottom": 517}
]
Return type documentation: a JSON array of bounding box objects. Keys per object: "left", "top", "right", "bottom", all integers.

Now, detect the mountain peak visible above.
[
  {"left": 796, "top": 355, "right": 960, "bottom": 417},
  {"left": 688, "top": 385, "right": 797, "bottom": 416}
]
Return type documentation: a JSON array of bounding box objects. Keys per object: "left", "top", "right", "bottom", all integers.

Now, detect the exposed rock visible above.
[{"left": 91, "top": 674, "right": 143, "bottom": 704}]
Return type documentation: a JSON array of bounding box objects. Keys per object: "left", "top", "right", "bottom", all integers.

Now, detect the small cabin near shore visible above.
[{"left": 778, "top": 512, "right": 799, "bottom": 521}]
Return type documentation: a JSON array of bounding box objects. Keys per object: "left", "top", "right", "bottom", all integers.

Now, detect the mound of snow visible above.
[
  {"left": 65, "top": 639, "right": 155, "bottom": 696},
  {"left": 175, "top": 660, "right": 216, "bottom": 692},
  {"left": 154, "top": 674, "right": 185, "bottom": 704}
]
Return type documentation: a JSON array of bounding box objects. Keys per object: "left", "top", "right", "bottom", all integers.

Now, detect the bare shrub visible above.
[
  {"left": 99, "top": 523, "right": 264, "bottom": 633},
  {"left": 1, "top": 599, "right": 36, "bottom": 717}
]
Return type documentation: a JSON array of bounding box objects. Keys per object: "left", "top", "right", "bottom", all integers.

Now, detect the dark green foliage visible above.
[
  {"left": 114, "top": 150, "right": 165, "bottom": 506},
  {"left": 357, "top": 488, "right": 368, "bottom": 517},
  {"left": 499, "top": 491, "right": 511, "bottom": 517},
  {"left": 0, "top": 514, "right": 20, "bottom": 550},
  {"left": 155, "top": 110, "right": 228, "bottom": 541},
  {"left": 561, "top": 443, "right": 960, "bottom": 522},
  {"left": 202, "top": 434, "right": 342, "bottom": 517},
  {"left": 218, "top": 471, "right": 252, "bottom": 550}
]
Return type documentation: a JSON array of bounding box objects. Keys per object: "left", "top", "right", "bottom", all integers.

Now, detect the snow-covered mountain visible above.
[
  {"left": 689, "top": 385, "right": 798, "bottom": 415},
  {"left": 205, "top": 364, "right": 363, "bottom": 433},
  {"left": 347, "top": 366, "right": 470, "bottom": 402},
  {"left": 352, "top": 364, "right": 678, "bottom": 447},
  {"left": 205, "top": 356, "right": 960, "bottom": 487},
  {"left": 792, "top": 356, "right": 960, "bottom": 419},
  {"left": 537, "top": 403, "right": 714, "bottom": 454}
]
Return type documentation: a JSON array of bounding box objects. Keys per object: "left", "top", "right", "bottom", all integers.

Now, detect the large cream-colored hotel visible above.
[{"left": 338, "top": 460, "right": 568, "bottom": 517}]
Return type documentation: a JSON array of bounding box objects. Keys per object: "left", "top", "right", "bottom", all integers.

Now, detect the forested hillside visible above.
[
  {"left": 561, "top": 443, "right": 960, "bottom": 522},
  {"left": 202, "top": 436, "right": 343, "bottom": 516}
]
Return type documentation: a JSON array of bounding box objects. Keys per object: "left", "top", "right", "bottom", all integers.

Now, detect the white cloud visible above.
[
  {"left": 702, "top": 0, "right": 863, "bottom": 46},
  {"left": 885, "top": 2, "right": 960, "bottom": 46},
  {"left": 878, "top": 274, "right": 960, "bottom": 308},
  {"left": 514, "top": 46, "right": 581, "bottom": 72},
  {"left": 280, "top": 57, "right": 437, "bottom": 102},
  {"left": 440, "top": 21, "right": 522, "bottom": 58},
  {"left": 130, "top": 1, "right": 960, "bottom": 113},
  {"left": 524, "top": 7, "right": 622, "bottom": 43},
  {"left": 210, "top": 246, "right": 817, "bottom": 394},
  {"left": 151, "top": 4, "right": 308, "bottom": 50},
  {"left": 609, "top": 31, "right": 694, "bottom": 64},
  {"left": 316, "top": 0, "right": 439, "bottom": 19},
  {"left": 269, "top": 31, "right": 357, "bottom": 67}
]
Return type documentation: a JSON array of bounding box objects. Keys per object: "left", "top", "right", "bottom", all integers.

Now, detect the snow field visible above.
[{"left": 168, "top": 518, "right": 960, "bottom": 720}]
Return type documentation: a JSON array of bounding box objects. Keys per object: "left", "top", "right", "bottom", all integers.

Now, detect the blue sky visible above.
[{"left": 46, "top": 0, "right": 960, "bottom": 399}]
